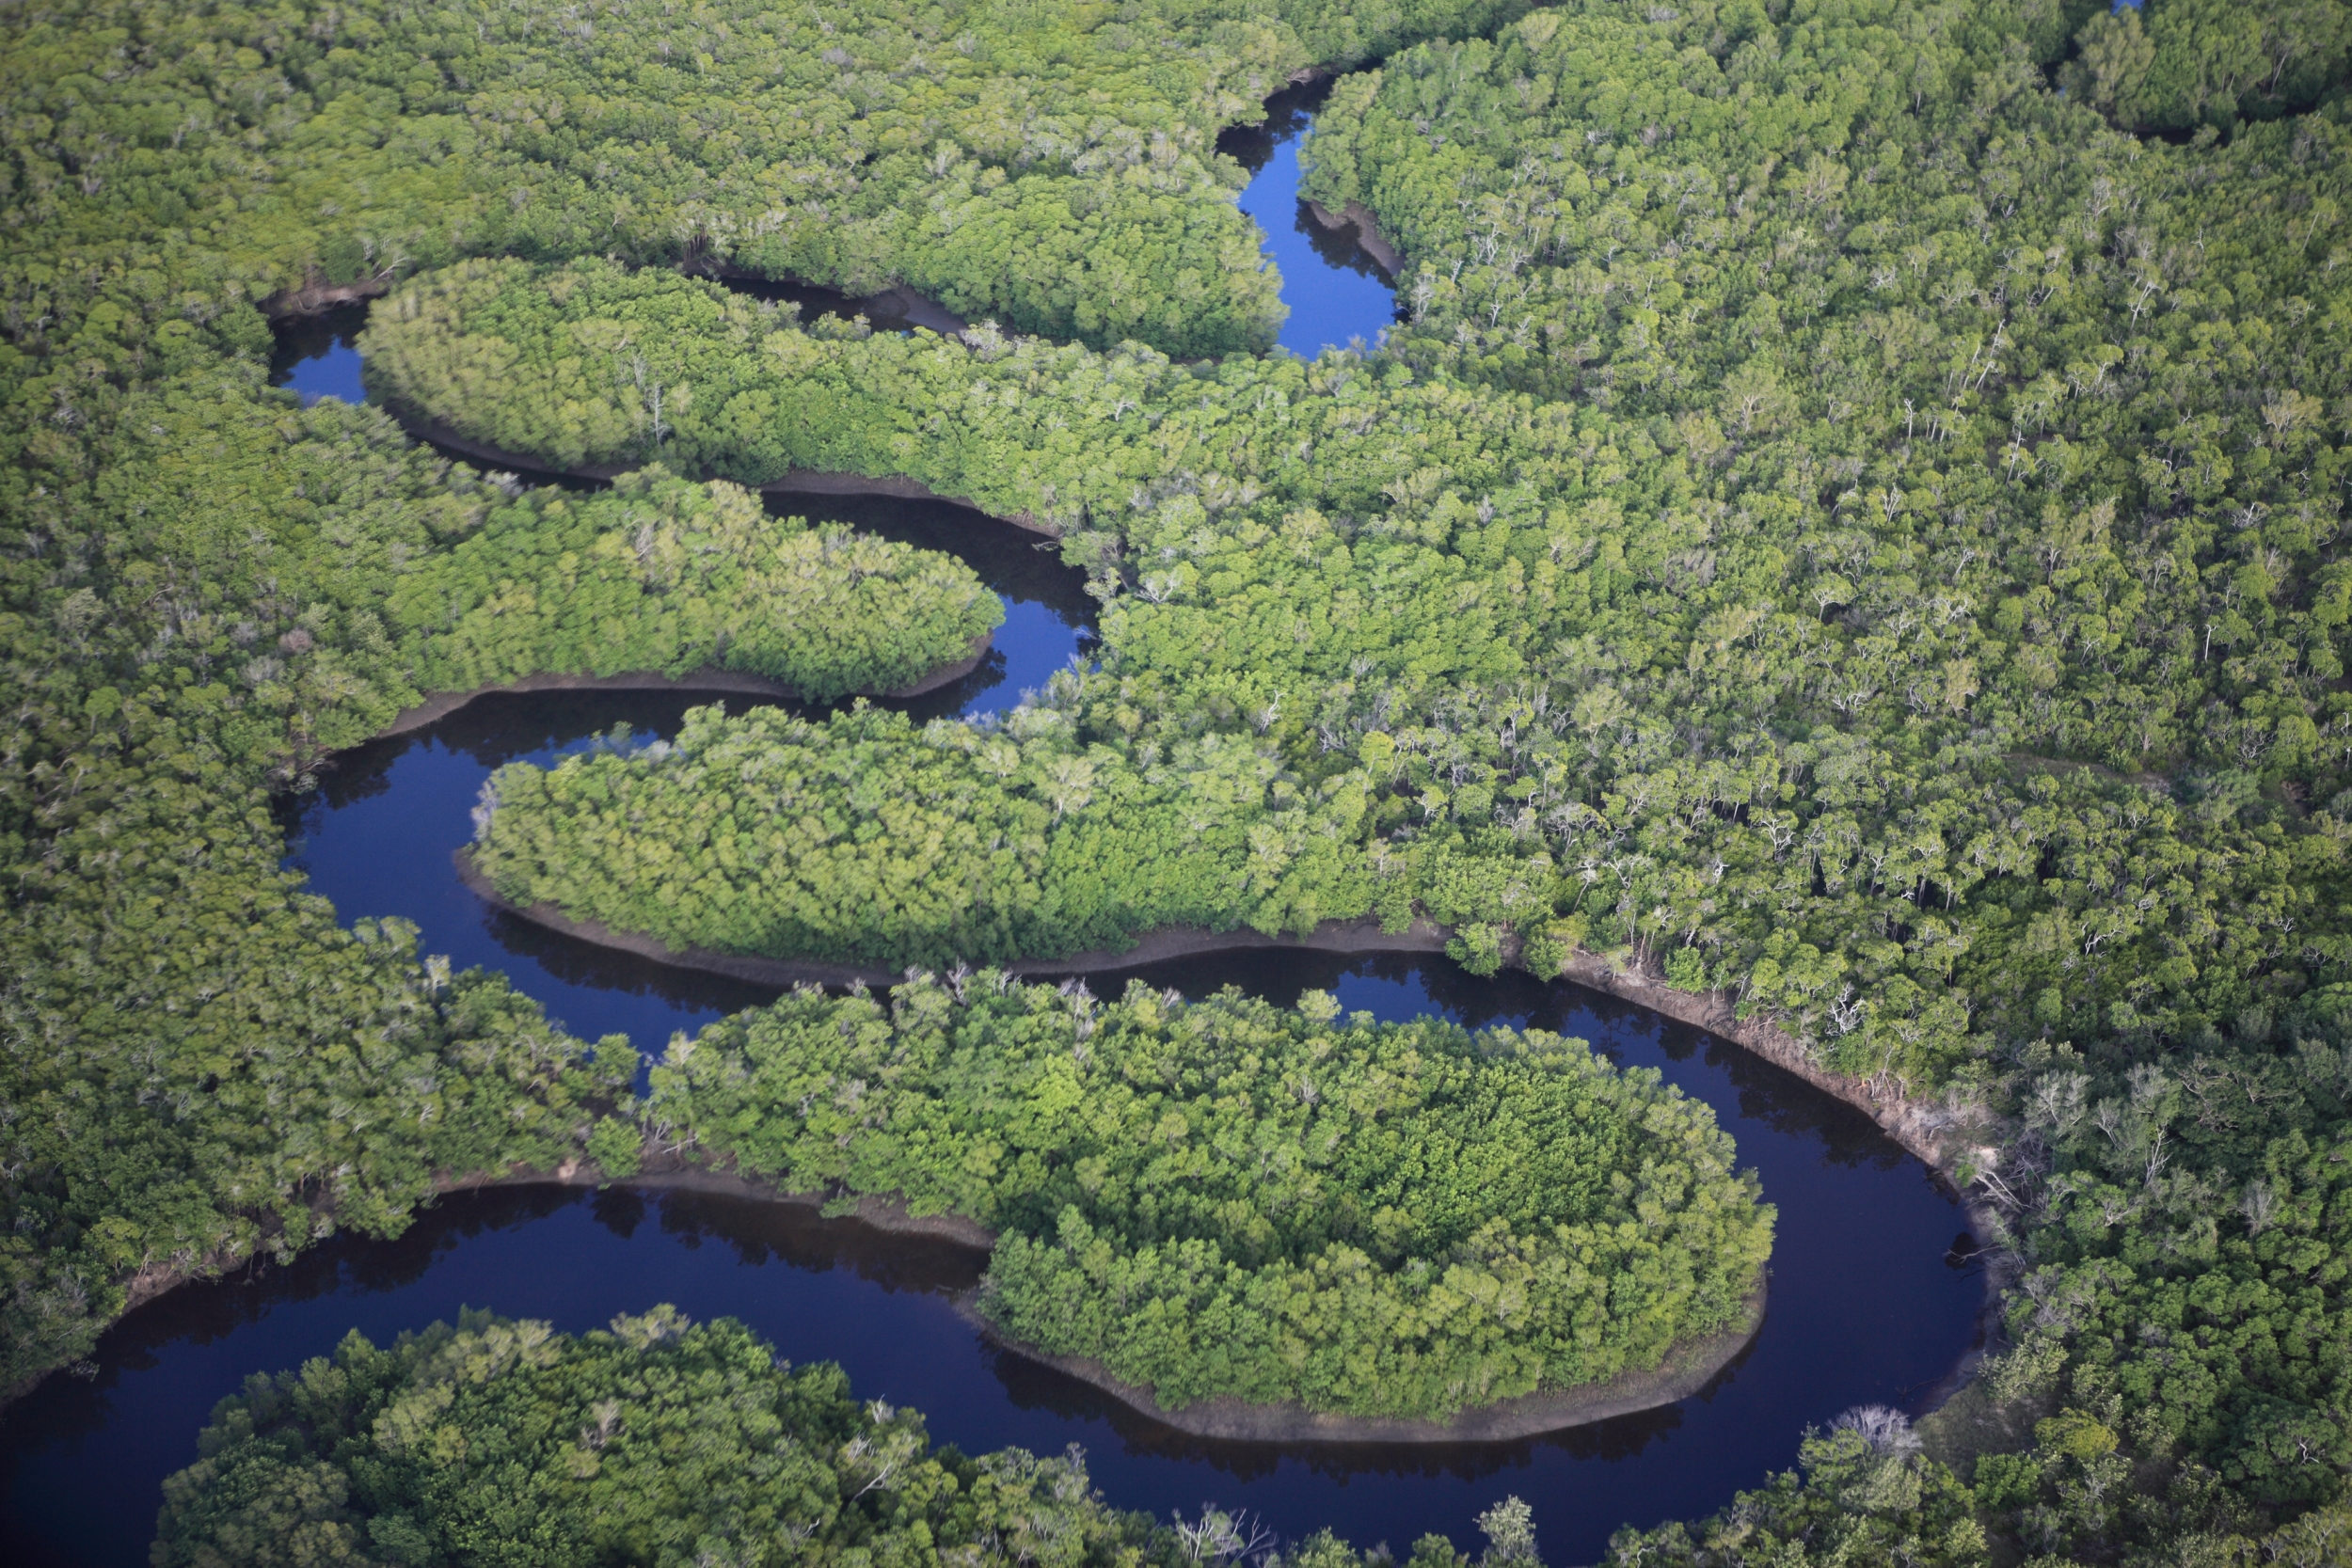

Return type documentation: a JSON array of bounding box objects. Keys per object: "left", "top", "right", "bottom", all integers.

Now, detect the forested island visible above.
[{"left": 7, "top": 0, "right": 2352, "bottom": 1561}]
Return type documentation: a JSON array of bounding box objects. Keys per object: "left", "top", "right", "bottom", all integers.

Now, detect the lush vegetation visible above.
[
  {"left": 1, "top": 0, "right": 1531, "bottom": 363},
  {"left": 402, "top": 0, "right": 2352, "bottom": 1548},
  {"left": 397, "top": 466, "right": 999, "bottom": 703},
  {"left": 2064, "top": 1, "right": 2352, "bottom": 133},
  {"left": 151, "top": 1307, "right": 1552, "bottom": 1568},
  {"left": 474, "top": 699, "right": 1384, "bottom": 966},
  {"left": 643, "top": 975, "right": 1768, "bottom": 1418},
  {"left": 10, "top": 0, "right": 2352, "bottom": 1557}
]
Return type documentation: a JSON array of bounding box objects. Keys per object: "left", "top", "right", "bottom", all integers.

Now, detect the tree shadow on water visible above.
[{"left": 976, "top": 1314, "right": 1772, "bottom": 1485}]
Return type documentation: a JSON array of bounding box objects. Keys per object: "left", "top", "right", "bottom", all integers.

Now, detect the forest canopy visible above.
[
  {"left": 7, "top": 0, "right": 2352, "bottom": 1560},
  {"left": 151, "top": 1308, "right": 1554, "bottom": 1568},
  {"left": 645, "top": 975, "right": 1771, "bottom": 1418},
  {"left": 396, "top": 466, "right": 1001, "bottom": 704}
]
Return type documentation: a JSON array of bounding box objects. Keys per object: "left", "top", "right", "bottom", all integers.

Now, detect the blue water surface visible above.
[
  {"left": 268, "top": 302, "right": 370, "bottom": 405},
  {"left": 1226, "top": 80, "right": 1403, "bottom": 356}
]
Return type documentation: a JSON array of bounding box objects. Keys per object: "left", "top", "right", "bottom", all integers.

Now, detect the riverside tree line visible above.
[{"left": 7, "top": 0, "right": 2352, "bottom": 1562}]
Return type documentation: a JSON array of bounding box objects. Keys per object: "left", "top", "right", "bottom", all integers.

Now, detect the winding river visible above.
[
  {"left": 2, "top": 101, "right": 1983, "bottom": 1568},
  {"left": 1226, "top": 77, "right": 1405, "bottom": 356}
]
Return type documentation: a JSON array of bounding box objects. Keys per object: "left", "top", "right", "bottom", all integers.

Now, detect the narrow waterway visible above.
[
  {"left": 259, "top": 493, "right": 1095, "bottom": 1057},
  {"left": 1223, "top": 77, "right": 1404, "bottom": 356},
  {"left": 0, "top": 931, "right": 1982, "bottom": 1568},
  {"left": 7, "top": 265, "right": 1975, "bottom": 1566}
]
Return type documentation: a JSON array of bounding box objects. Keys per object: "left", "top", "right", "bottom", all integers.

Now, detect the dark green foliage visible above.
[
  {"left": 2066, "top": 1, "right": 2352, "bottom": 132},
  {"left": 1963, "top": 1074, "right": 2352, "bottom": 1539},
  {"left": 648, "top": 975, "right": 1771, "bottom": 1417},
  {"left": 150, "top": 1308, "right": 1167, "bottom": 1568},
  {"left": 152, "top": 1308, "right": 1546, "bottom": 1568}
]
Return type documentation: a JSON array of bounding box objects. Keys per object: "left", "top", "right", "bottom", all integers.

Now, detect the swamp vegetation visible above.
[{"left": 6, "top": 0, "right": 2352, "bottom": 1560}]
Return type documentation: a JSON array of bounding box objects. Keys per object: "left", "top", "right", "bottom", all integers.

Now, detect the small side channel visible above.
[{"left": 1221, "top": 76, "right": 1405, "bottom": 357}]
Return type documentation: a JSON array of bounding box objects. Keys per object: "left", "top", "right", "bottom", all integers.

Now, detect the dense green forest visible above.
[
  {"left": 398, "top": 467, "right": 1000, "bottom": 702},
  {"left": 151, "top": 1308, "right": 1555, "bottom": 1568},
  {"left": 8, "top": 0, "right": 2352, "bottom": 1560},
  {"left": 7, "top": 0, "right": 1535, "bottom": 1401},
  {"left": 141, "top": 1306, "right": 2352, "bottom": 1568},
  {"left": 641, "top": 975, "right": 1768, "bottom": 1418}
]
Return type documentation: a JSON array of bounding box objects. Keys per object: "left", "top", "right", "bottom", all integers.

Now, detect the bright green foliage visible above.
[
  {"left": 394, "top": 467, "right": 999, "bottom": 702},
  {"left": 12, "top": 0, "right": 2352, "bottom": 1547},
  {"left": 0, "top": 371, "right": 987, "bottom": 1390},
  {"left": 473, "top": 700, "right": 1376, "bottom": 965},
  {"left": 1962, "top": 1069, "right": 2352, "bottom": 1540},
  {"left": 0, "top": 374, "right": 646, "bottom": 1388},
  {"left": 1617, "top": 1401, "right": 2352, "bottom": 1567},
  {"left": 150, "top": 1308, "right": 1167, "bottom": 1568},
  {"left": 646, "top": 975, "right": 1771, "bottom": 1418},
  {"left": 0, "top": 0, "right": 1531, "bottom": 1406},
  {"left": 427, "top": 238, "right": 2352, "bottom": 1094},
  {"left": 1608, "top": 1412, "right": 1996, "bottom": 1568}
]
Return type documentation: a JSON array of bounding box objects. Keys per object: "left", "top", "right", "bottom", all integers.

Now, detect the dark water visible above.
[
  {"left": 8, "top": 308, "right": 1975, "bottom": 1567},
  {"left": 0, "top": 937, "right": 1983, "bottom": 1568},
  {"left": 251, "top": 493, "right": 1095, "bottom": 1056},
  {"left": 761, "top": 491, "right": 1096, "bottom": 720},
  {"left": 712, "top": 272, "right": 966, "bottom": 336},
  {"left": 1222, "top": 79, "right": 1403, "bottom": 356},
  {"left": 265, "top": 309, "right": 1090, "bottom": 716}
]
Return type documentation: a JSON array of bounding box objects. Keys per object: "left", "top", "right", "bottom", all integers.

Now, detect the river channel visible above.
[
  {"left": 2, "top": 105, "right": 1980, "bottom": 1568},
  {"left": 0, "top": 538, "right": 1986, "bottom": 1565}
]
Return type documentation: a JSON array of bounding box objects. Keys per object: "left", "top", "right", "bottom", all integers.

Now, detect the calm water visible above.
[
  {"left": 11, "top": 257, "right": 1975, "bottom": 1566},
  {"left": 256, "top": 495, "right": 1094, "bottom": 1055},
  {"left": 268, "top": 300, "right": 369, "bottom": 405},
  {"left": 2, "top": 520, "right": 1981, "bottom": 1562},
  {"left": 1223, "top": 78, "right": 1403, "bottom": 356},
  {"left": 0, "top": 929, "right": 1983, "bottom": 1567}
]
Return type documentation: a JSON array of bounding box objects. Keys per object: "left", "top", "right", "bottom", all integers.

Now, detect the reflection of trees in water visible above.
[
  {"left": 264, "top": 301, "right": 370, "bottom": 384},
  {"left": 763, "top": 492, "right": 1098, "bottom": 633},
  {"left": 977, "top": 1324, "right": 1781, "bottom": 1483},
  {"left": 1705, "top": 1034, "right": 1906, "bottom": 1172},
  {"left": 1295, "top": 201, "right": 1391, "bottom": 283},
  {"left": 2, "top": 1186, "right": 985, "bottom": 1481},
  {"left": 707, "top": 274, "right": 917, "bottom": 332},
  {"left": 481, "top": 906, "right": 779, "bottom": 1016},
  {"left": 1215, "top": 78, "right": 1398, "bottom": 297},
  {"left": 10, "top": 1175, "right": 1780, "bottom": 1509},
  {"left": 0, "top": 1186, "right": 579, "bottom": 1465},
  {"left": 638, "top": 1191, "right": 986, "bottom": 1298},
  {"left": 1215, "top": 78, "right": 1327, "bottom": 176}
]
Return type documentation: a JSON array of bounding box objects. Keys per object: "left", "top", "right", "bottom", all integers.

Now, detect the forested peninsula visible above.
[
  {"left": 9, "top": 0, "right": 2352, "bottom": 1560},
  {"left": 149, "top": 1308, "right": 1575, "bottom": 1568}
]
